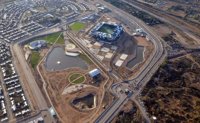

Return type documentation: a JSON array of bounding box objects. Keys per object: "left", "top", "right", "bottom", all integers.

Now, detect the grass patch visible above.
[
  {"left": 79, "top": 54, "right": 93, "bottom": 65},
  {"left": 69, "top": 22, "right": 86, "bottom": 31},
  {"left": 41, "top": 32, "right": 64, "bottom": 45},
  {"left": 72, "top": 76, "right": 85, "bottom": 84},
  {"left": 70, "top": 73, "right": 82, "bottom": 82},
  {"left": 69, "top": 73, "right": 85, "bottom": 84},
  {"left": 30, "top": 52, "right": 40, "bottom": 69}
]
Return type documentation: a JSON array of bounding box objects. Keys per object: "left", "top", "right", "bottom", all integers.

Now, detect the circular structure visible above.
[
  {"left": 66, "top": 43, "right": 76, "bottom": 50},
  {"left": 68, "top": 73, "right": 86, "bottom": 84},
  {"left": 65, "top": 43, "right": 80, "bottom": 57}
]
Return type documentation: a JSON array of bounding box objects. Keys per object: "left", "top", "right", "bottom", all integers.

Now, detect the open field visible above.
[
  {"left": 42, "top": 32, "right": 64, "bottom": 44},
  {"left": 39, "top": 63, "right": 109, "bottom": 123},
  {"left": 79, "top": 54, "right": 93, "bottom": 65},
  {"left": 69, "top": 73, "right": 85, "bottom": 84},
  {"left": 69, "top": 22, "right": 86, "bottom": 31},
  {"left": 31, "top": 32, "right": 64, "bottom": 45},
  {"left": 72, "top": 76, "right": 85, "bottom": 84},
  {"left": 30, "top": 51, "right": 40, "bottom": 69}
]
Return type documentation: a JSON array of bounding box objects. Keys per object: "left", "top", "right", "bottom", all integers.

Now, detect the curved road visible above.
[{"left": 94, "top": 0, "right": 167, "bottom": 123}]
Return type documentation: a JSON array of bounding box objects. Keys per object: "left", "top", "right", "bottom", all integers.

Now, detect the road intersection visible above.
[
  {"left": 93, "top": 0, "right": 167, "bottom": 123},
  {"left": 0, "top": 0, "right": 167, "bottom": 122}
]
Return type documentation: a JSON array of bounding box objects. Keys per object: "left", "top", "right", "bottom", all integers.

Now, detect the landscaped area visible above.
[
  {"left": 30, "top": 51, "right": 40, "bottom": 69},
  {"left": 79, "top": 54, "right": 93, "bottom": 65},
  {"left": 69, "top": 22, "right": 86, "bottom": 31},
  {"left": 69, "top": 73, "right": 85, "bottom": 84},
  {"left": 42, "top": 32, "right": 64, "bottom": 44}
]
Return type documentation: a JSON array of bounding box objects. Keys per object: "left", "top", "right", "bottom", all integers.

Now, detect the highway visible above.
[
  {"left": 93, "top": 0, "right": 167, "bottom": 122},
  {"left": 122, "top": 0, "right": 200, "bottom": 45}
]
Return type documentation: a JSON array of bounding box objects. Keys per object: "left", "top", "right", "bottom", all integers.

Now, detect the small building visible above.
[
  {"left": 120, "top": 54, "right": 128, "bottom": 60},
  {"left": 89, "top": 69, "right": 101, "bottom": 79},
  {"left": 49, "top": 107, "right": 56, "bottom": 117},
  {"left": 115, "top": 60, "right": 124, "bottom": 67}
]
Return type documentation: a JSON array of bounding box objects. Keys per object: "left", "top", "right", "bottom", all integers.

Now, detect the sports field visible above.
[
  {"left": 69, "top": 22, "right": 86, "bottom": 31},
  {"left": 98, "top": 24, "right": 116, "bottom": 34}
]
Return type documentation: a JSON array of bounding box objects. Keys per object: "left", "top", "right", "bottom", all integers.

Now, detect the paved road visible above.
[
  {"left": 12, "top": 44, "right": 48, "bottom": 110},
  {"left": 12, "top": 44, "right": 56, "bottom": 123},
  {"left": 122, "top": 0, "right": 200, "bottom": 46},
  {"left": 93, "top": 0, "right": 167, "bottom": 122}
]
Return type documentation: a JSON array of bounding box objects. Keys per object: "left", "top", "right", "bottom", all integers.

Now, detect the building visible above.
[
  {"left": 90, "top": 22, "right": 123, "bottom": 43},
  {"left": 133, "top": 28, "right": 147, "bottom": 37},
  {"left": 89, "top": 69, "right": 101, "bottom": 78},
  {"left": 29, "top": 40, "right": 47, "bottom": 50}
]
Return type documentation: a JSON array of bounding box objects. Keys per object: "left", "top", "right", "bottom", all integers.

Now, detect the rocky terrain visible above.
[
  {"left": 141, "top": 56, "right": 200, "bottom": 122},
  {"left": 112, "top": 101, "right": 144, "bottom": 123}
]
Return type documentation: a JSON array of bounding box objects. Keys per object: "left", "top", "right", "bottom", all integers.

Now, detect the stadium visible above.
[
  {"left": 29, "top": 40, "right": 47, "bottom": 50},
  {"left": 90, "top": 22, "right": 123, "bottom": 43}
]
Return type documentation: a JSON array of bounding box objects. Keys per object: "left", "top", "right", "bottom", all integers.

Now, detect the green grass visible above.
[
  {"left": 69, "top": 22, "right": 86, "bottom": 31},
  {"left": 79, "top": 54, "right": 93, "bottom": 65},
  {"left": 42, "top": 32, "right": 64, "bottom": 45},
  {"left": 69, "top": 73, "right": 85, "bottom": 84},
  {"left": 98, "top": 24, "right": 115, "bottom": 34},
  {"left": 99, "top": 27, "right": 114, "bottom": 34},
  {"left": 72, "top": 76, "right": 85, "bottom": 84},
  {"left": 69, "top": 73, "right": 82, "bottom": 82},
  {"left": 30, "top": 52, "right": 40, "bottom": 69}
]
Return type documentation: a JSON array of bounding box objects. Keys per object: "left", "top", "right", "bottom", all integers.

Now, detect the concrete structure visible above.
[
  {"left": 90, "top": 22, "right": 123, "bottom": 43},
  {"left": 65, "top": 43, "right": 80, "bottom": 56},
  {"left": 120, "top": 54, "right": 128, "bottom": 60},
  {"left": 115, "top": 60, "right": 124, "bottom": 67}
]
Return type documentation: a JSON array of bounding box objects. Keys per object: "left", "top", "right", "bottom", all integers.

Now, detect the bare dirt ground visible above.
[
  {"left": 151, "top": 24, "right": 198, "bottom": 47},
  {"left": 113, "top": 35, "right": 154, "bottom": 80},
  {"left": 39, "top": 59, "right": 112, "bottom": 123},
  {"left": 108, "top": 21, "right": 154, "bottom": 80}
]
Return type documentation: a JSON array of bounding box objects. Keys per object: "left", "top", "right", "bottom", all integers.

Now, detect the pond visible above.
[{"left": 45, "top": 47, "right": 88, "bottom": 71}]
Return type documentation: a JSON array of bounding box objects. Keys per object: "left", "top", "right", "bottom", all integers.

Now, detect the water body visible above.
[
  {"left": 126, "top": 46, "right": 144, "bottom": 69},
  {"left": 45, "top": 47, "right": 88, "bottom": 71}
]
